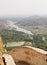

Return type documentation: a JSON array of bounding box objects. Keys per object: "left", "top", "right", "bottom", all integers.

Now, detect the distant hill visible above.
[
  {"left": 15, "top": 16, "right": 47, "bottom": 26},
  {"left": 0, "top": 16, "right": 47, "bottom": 30},
  {"left": 0, "top": 20, "right": 9, "bottom": 29}
]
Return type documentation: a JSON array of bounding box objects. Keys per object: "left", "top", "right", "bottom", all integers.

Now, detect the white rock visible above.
[{"left": 3, "top": 54, "right": 16, "bottom": 65}]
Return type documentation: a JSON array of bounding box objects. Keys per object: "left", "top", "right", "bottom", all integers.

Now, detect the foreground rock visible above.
[{"left": 3, "top": 54, "right": 16, "bottom": 65}]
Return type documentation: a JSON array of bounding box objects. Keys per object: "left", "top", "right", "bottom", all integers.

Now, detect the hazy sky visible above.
[{"left": 0, "top": 0, "right": 47, "bottom": 16}]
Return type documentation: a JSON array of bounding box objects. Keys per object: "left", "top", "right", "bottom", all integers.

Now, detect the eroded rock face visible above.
[
  {"left": 2, "top": 57, "right": 6, "bottom": 65},
  {"left": 8, "top": 46, "right": 47, "bottom": 65},
  {"left": 0, "top": 52, "right": 4, "bottom": 65},
  {"left": 16, "top": 61, "right": 30, "bottom": 65}
]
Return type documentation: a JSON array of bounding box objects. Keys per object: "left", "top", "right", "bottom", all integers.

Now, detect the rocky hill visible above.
[{"left": 0, "top": 16, "right": 47, "bottom": 30}]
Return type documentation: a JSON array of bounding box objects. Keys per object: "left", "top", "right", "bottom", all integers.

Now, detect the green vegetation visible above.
[
  {"left": 0, "top": 29, "right": 47, "bottom": 51},
  {"left": 33, "top": 34, "right": 47, "bottom": 51},
  {"left": 0, "top": 29, "right": 32, "bottom": 43}
]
